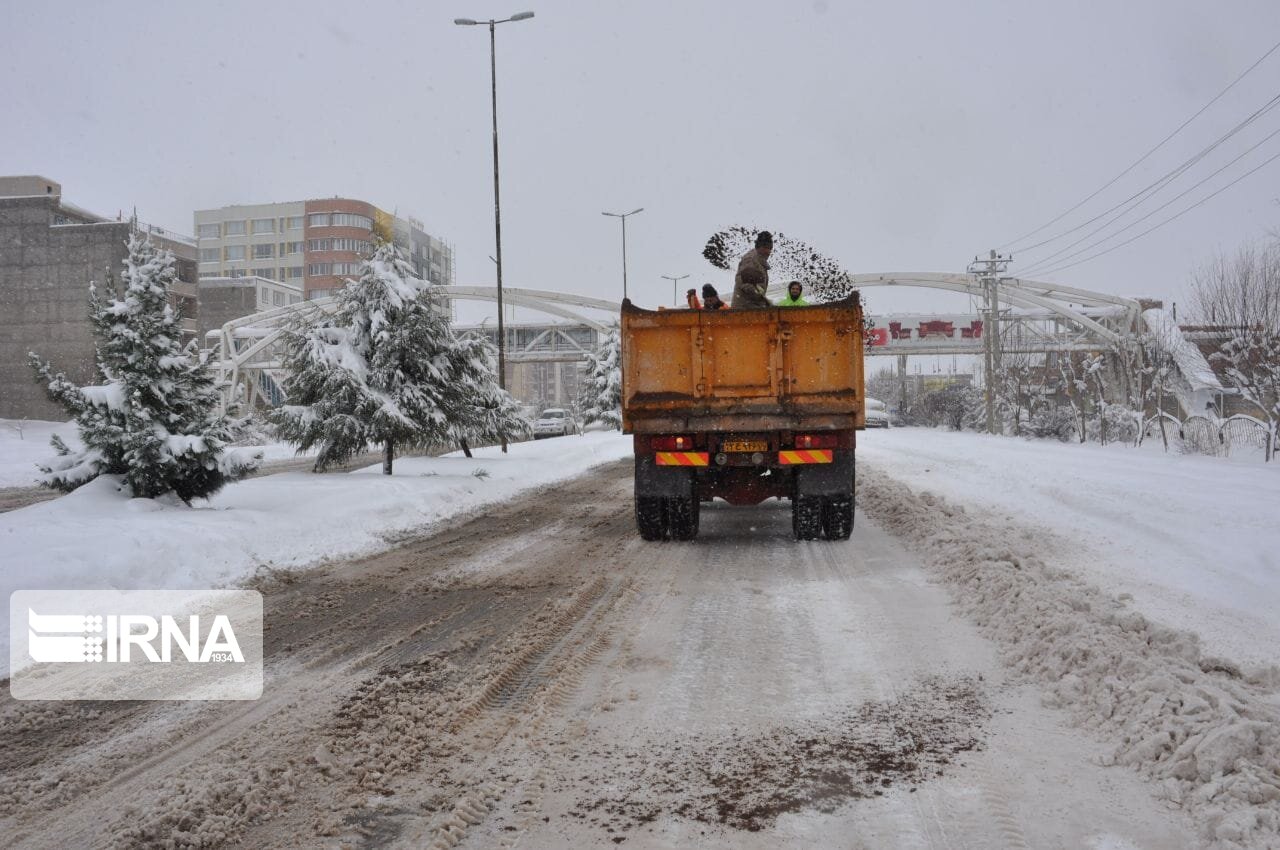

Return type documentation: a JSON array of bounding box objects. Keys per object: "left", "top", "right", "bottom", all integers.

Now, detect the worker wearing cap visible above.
[
  {"left": 702, "top": 283, "right": 727, "bottom": 310},
  {"left": 732, "top": 231, "right": 773, "bottom": 308}
]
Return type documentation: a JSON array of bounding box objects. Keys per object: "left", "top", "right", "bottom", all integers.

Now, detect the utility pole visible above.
[
  {"left": 968, "top": 249, "right": 1011, "bottom": 435},
  {"left": 662, "top": 273, "right": 689, "bottom": 306}
]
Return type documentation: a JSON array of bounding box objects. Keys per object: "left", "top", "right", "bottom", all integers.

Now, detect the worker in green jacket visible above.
[{"left": 778, "top": 280, "right": 809, "bottom": 307}]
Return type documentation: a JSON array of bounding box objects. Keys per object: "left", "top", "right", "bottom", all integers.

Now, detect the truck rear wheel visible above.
[
  {"left": 668, "top": 495, "right": 699, "bottom": 541},
  {"left": 792, "top": 495, "right": 823, "bottom": 540},
  {"left": 821, "top": 495, "right": 853, "bottom": 540},
  {"left": 636, "top": 496, "right": 667, "bottom": 540}
]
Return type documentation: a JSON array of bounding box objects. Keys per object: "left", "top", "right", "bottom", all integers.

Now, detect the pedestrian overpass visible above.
[{"left": 205, "top": 276, "right": 1150, "bottom": 411}]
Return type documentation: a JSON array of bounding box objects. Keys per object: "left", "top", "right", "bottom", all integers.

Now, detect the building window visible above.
[
  {"left": 197, "top": 223, "right": 220, "bottom": 239},
  {"left": 308, "top": 213, "right": 330, "bottom": 227},
  {"left": 331, "top": 262, "right": 361, "bottom": 276},
  {"left": 285, "top": 266, "right": 304, "bottom": 279},
  {"left": 199, "top": 248, "right": 219, "bottom": 262},
  {"left": 290, "top": 295, "right": 302, "bottom": 304},
  {"left": 228, "top": 269, "right": 246, "bottom": 278},
  {"left": 307, "top": 238, "right": 333, "bottom": 252},
  {"left": 330, "top": 213, "right": 373, "bottom": 229},
  {"left": 224, "top": 220, "right": 246, "bottom": 236},
  {"left": 252, "top": 243, "right": 274, "bottom": 259},
  {"left": 224, "top": 245, "right": 246, "bottom": 261},
  {"left": 273, "top": 291, "right": 284, "bottom": 307},
  {"left": 252, "top": 267, "right": 275, "bottom": 280},
  {"left": 307, "top": 288, "right": 333, "bottom": 300},
  {"left": 329, "top": 238, "right": 372, "bottom": 254},
  {"left": 307, "top": 263, "right": 332, "bottom": 276},
  {"left": 286, "top": 241, "right": 303, "bottom": 254},
  {"left": 251, "top": 218, "right": 274, "bottom": 234},
  {"left": 287, "top": 216, "right": 303, "bottom": 230},
  {"left": 198, "top": 270, "right": 222, "bottom": 279}
]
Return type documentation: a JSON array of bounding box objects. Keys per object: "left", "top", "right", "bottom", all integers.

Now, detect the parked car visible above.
[
  {"left": 533, "top": 408, "right": 577, "bottom": 439},
  {"left": 865, "top": 397, "right": 890, "bottom": 428}
]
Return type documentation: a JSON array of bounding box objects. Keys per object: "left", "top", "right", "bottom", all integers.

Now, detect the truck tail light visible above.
[
  {"left": 651, "top": 434, "right": 695, "bottom": 451},
  {"left": 794, "top": 433, "right": 838, "bottom": 449}
]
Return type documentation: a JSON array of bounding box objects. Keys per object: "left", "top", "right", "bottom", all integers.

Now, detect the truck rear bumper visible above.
[{"left": 635, "top": 450, "right": 854, "bottom": 506}]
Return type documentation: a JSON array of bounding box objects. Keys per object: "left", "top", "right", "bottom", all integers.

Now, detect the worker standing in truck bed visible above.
[{"left": 732, "top": 231, "right": 773, "bottom": 308}]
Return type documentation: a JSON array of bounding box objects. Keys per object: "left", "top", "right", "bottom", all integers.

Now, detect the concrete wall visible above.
[
  {"left": 0, "top": 195, "right": 131, "bottom": 420},
  {"left": 196, "top": 278, "right": 260, "bottom": 342}
]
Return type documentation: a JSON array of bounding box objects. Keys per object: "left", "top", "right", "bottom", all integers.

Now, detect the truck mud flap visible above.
[
  {"left": 793, "top": 452, "right": 855, "bottom": 497},
  {"left": 634, "top": 456, "right": 694, "bottom": 498}
]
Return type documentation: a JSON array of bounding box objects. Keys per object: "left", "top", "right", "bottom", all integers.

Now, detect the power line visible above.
[
  {"left": 1031, "top": 148, "right": 1280, "bottom": 277},
  {"left": 1016, "top": 89, "right": 1280, "bottom": 270},
  {"left": 1002, "top": 37, "right": 1280, "bottom": 252},
  {"left": 1021, "top": 124, "right": 1280, "bottom": 275}
]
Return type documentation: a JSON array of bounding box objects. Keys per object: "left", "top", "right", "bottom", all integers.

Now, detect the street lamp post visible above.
[
  {"left": 602, "top": 207, "right": 643, "bottom": 301},
  {"left": 662, "top": 273, "right": 689, "bottom": 306},
  {"left": 455, "top": 10, "right": 534, "bottom": 453}
]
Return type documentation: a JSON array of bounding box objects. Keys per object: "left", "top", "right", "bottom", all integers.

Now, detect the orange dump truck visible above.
[{"left": 620, "top": 293, "right": 865, "bottom": 541}]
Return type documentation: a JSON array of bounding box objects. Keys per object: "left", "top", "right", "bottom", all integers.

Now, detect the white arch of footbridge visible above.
[
  {"left": 209, "top": 277, "right": 1143, "bottom": 410},
  {"left": 208, "top": 286, "right": 621, "bottom": 411}
]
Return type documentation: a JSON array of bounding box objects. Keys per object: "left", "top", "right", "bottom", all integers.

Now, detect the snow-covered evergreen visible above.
[
  {"left": 581, "top": 325, "right": 622, "bottom": 430},
  {"left": 28, "top": 231, "right": 259, "bottom": 501},
  {"left": 272, "top": 241, "right": 525, "bottom": 473},
  {"left": 447, "top": 334, "right": 530, "bottom": 447}
]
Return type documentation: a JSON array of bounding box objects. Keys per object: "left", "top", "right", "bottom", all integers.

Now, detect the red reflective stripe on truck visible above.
[
  {"left": 655, "top": 452, "right": 710, "bottom": 466},
  {"left": 777, "top": 449, "right": 834, "bottom": 465}
]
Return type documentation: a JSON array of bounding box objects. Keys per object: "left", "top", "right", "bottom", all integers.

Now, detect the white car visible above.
[
  {"left": 865, "top": 397, "right": 890, "bottom": 428},
  {"left": 533, "top": 408, "right": 577, "bottom": 439}
]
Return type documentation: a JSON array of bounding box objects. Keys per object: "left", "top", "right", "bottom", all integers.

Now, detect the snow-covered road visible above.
[{"left": 2, "top": 457, "right": 1232, "bottom": 849}]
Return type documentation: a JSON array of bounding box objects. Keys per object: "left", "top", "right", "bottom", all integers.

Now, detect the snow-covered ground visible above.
[
  {"left": 0, "top": 431, "right": 632, "bottom": 675},
  {"left": 0, "top": 419, "right": 312, "bottom": 488},
  {"left": 859, "top": 427, "right": 1280, "bottom": 668},
  {"left": 0, "top": 420, "right": 80, "bottom": 488}
]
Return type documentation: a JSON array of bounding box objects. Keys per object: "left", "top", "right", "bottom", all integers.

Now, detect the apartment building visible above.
[{"left": 193, "top": 197, "right": 454, "bottom": 300}]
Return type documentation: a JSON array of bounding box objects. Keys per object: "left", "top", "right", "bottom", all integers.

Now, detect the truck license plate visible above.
[{"left": 722, "top": 440, "right": 767, "bottom": 453}]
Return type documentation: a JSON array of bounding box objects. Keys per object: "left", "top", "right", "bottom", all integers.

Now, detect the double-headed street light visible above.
[
  {"left": 602, "top": 207, "right": 643, "bottom": 301},
  {"left": 662, "top": 273, "right": 689, "bottom": 306},
  {"left": 455, "top": 10, "right": 534, "bottom": 450}
]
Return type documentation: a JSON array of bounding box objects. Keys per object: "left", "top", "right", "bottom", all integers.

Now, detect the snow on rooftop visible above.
[{"left": 1142, "top": 308, "right": 1222, "bottom": 391}]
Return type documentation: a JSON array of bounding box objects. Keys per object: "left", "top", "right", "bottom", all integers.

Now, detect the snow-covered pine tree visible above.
[
  {"left": 447, "top": 334, "right": 530, "bottom": 450},
  {"left": 273, "top": 240, "right": 524, "bottom": 473},
  {"left": 28, "top": 230, "right": 259, "bottom": 502},
  {"left": 581, "top": 324, "right": 622, "bottom": 430}
]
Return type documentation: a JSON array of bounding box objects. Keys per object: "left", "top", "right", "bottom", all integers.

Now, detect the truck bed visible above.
[{"left": 620, "top": 295, "right": 865, "bottom": 433}]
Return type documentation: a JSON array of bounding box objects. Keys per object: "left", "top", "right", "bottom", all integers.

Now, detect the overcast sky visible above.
[{"left": 4, "top": 0, "right": 1279, "bottom": 326}]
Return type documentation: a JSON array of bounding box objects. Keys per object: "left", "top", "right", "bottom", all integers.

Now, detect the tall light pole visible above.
[
  {"left": 662, "top": 273, "right": 689, "bottom": 306},
  {"left": 455, "top": 10, "right": 534, "bottom": 452},
  {"left": 602, "top": 207, "right": 643, "bottom": 301}
]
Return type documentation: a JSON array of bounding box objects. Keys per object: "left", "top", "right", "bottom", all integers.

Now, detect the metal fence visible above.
[{"left": 1143, "top": 413, "right": 1275, "bottom": 461}]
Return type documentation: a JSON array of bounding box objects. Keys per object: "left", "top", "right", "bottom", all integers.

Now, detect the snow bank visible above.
[
  {"left": 856, "top": 463, "right": 1280, "bottom": 849},
  {"left": 0, "top": 432, "right": 632, "bottom": 677},
  {"left": 859, "top": 428, "right": 1280, "bottom": 667}
]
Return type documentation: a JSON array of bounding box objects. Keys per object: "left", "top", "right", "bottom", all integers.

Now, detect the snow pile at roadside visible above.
[
  {"left": 856, "top": 463, "right": 1280, "bottom": 848},
  {"left": 0, "top": 432, "right": 632, "bottom": 676},
  {"left": 859, "top": 428, "right": 1280, "bottom": 667}
]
